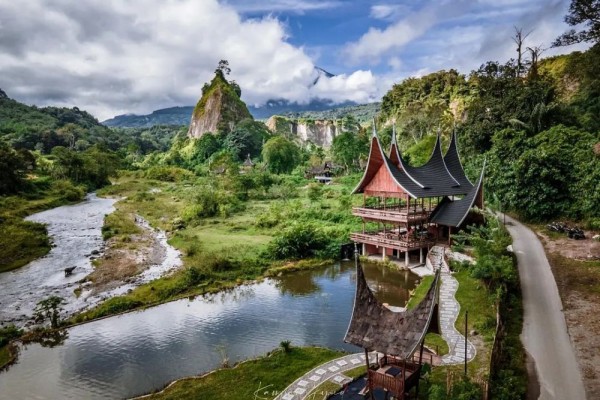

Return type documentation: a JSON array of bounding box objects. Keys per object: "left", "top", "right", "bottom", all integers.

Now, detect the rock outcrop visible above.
[
  {"left": 187, "top": 71, "right": 252, "bottom": 138},
  {"left": 265, "top": 116, "right": 338, "bottom": 148}
]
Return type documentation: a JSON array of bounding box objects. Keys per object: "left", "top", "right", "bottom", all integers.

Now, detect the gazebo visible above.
[{"left": 344, "top": 254, "right": 441, "bottom": 399}]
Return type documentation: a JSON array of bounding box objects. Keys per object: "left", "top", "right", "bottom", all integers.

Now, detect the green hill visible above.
[{"left": 377, "top": 44, "right": 600, "bottom": 224}]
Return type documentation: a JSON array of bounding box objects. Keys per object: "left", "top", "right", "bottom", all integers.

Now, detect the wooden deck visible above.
[
  {"left": 350, "top": 231, "right": 435, "bottom": 251},
  {"left": 352, "top": 206, "right": 431, "bottom": 224}
]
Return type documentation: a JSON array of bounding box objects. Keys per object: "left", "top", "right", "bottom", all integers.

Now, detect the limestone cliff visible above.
[
  {"left": 265, "top": 116, "right": 338, "bottom": 148},
  {"left": 188, "top": 71, "right": 252, "bottom": 138}
]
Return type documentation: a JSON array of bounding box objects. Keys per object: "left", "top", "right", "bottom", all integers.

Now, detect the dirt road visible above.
[{"left": 504, "top": 214, "right": 586, "bottom": 400}]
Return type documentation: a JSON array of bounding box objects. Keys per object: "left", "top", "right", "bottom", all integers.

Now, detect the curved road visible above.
[{"left": 503, "top": 214, "right": 586, "bottom": 400}]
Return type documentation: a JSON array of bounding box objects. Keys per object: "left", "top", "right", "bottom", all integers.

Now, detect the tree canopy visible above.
[{"left": 553, "top": 0, "right": 600, "bottom": 46}]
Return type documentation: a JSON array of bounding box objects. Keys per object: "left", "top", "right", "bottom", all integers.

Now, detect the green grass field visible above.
[{"left": 146, "top": 347, "right": 344, "bottom": 400}]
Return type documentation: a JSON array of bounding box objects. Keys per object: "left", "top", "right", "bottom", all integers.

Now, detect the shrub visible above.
[
  {"left": 268, "top": 224, "right": 329, "bottom": 260},
  {"left": 145, "top": 166, "right": 195, "bottom": 182},
  {"left": 51, "top": 179, "right": 85, "bottom": 201},
  {"left": 307, "top": 183, "right": 323, "bottom": 201},
  {"left": 0, "top": 325, "right": 22, "bottom": 347},
  {"left": 280, "top": 340, "right": 292, "bottom": 353}
]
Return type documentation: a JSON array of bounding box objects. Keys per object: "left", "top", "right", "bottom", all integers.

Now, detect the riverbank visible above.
[
  {"left": 68, "top": 172, "right": 359, "bottom": 323},
  {"left": 138, "top": 346, "right": 344, "bottom": 400},
  {"left": 0, "top": 180, "right": 86, "bottom": 273}
]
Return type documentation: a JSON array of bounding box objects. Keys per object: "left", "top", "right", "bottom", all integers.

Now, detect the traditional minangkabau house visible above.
[
  {"left": 350, "top": 127, "right": 485, "bottom": 266},
  {"left": 344, "top": 255, "right": 441, "bottom": 399}
]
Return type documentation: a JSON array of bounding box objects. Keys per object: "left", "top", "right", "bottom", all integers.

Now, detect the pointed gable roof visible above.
[
  {"left": 353, "top": 126, "right": 422, "bottom": 198},
  {"left": 429, "top": 159, "right": 486, "bottom": 227},
  {"left": 399, "top": 132, "right": 461, "bottom": 189},
  {"left": 443, "top": 130, "right": 473, "bottom": 189},
  {"left": 355, "top": 125, "right": 476, "bottom": 198},
  {"left": 344, "top": 259, "right": 440, "bottom": 359}
]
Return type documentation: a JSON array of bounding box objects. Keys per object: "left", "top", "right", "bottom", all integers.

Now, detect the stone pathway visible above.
[
  {"left": 429, "top": 246, "right": 476, "bottom": 365},
  {"left": 279, "top": 246, "right": 475, "bottom": 399},
  {"left": 275, "top": 352, "right": 379, "bottom": 400}
]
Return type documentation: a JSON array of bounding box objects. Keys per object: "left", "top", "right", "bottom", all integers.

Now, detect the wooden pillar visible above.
[
  {"left": 402, "top": 359, "right": 407, "bottom": 399},
  {"left": 448, "top": 226, "right": 452, "bottom": 245},
  {"left": 362, "top": 243, "right": 367, "bottom": 256},
  {"left": 365, "top": 348, "right": 374, "bottom": 400},
  {"left": 382, "top": 248, "right": 387, "bottom": 261},
  {"left": 405, "top": 250, "right": 409, "bottom": 267},
  {"left": 416, "top": 339, "right": 425, "bottom": 399},
  {"left": 419, "top": 247, "right": 423, "bottom": 264}
]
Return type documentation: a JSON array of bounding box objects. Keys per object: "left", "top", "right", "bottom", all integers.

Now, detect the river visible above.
[
  {"left": 0, "top": 196, "right": 419, "bottom": 399},
  {"left": 0, "top": 194, "right": 117, "bottom": 326}
]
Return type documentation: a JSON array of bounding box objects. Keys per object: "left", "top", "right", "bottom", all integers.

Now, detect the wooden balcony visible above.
[
  {"left": 350, "top": 231, "right": 435, "bottom": 251},
  {"left": 352, "top": 206, "right": 431, "bottom": 224},
  {"left": 367, "top": 360, "right": 421, "bottom": 399}
]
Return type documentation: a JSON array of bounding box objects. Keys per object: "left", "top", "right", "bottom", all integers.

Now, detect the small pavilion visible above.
[{"left": 344, "top": 255, "right": 441, "bottom": 399}]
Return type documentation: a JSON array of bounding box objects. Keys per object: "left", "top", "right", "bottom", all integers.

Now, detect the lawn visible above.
[{"left": 145, "top": 347, "right": 344, "bottom": 400}]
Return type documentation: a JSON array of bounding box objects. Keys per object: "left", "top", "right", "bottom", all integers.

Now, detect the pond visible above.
[{"left": 0, "top": 261, "right": 419, "bottom": 399}]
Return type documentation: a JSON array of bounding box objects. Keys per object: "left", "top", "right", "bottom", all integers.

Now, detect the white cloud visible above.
[
  {"left": 0, "top": 0, "right": 369, "bottom": 120},
  {"left": 312, "top": 70, "right": 380, "bottom": 103},
  {"left": 222, "top": 0, "right": 342, "bottom": 14},
  {"left": 343, "top": 2, "right": 449, "bottom": 65},
  {"left": 369, "top": 4, "right": 410, "bottom": 21}
]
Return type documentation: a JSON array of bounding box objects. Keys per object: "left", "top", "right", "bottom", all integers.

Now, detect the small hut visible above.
[
  {"left": 344, "top": 255, "right": 440, "bottom": 399},
  {"left": 241, "top": 153, "right": 255, "bottom": 173}
]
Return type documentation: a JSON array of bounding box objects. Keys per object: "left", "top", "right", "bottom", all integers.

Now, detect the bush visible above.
[
  {"left": 181, "top": 187, "right": 245, "bottom": 221},
  {"left": 280, "top": 340, "right": 292, "bottom": 353},
  {"left": 0, "top": 325, "right": 22, "bottom": 347},
  {"left": 51, "top": 179, "right": 85, "bottom": 201},
  {"left": 145, "top": 166, "right": 195, "bottom": 182},
  {"left": 306, "top": 183, "right": 323, "bottom": 201},
  {"left": 268, "top": 224, "right": 329, "bottom": 260}
]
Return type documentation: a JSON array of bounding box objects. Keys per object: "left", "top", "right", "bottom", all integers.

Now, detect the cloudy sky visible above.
[{"left": 0, "top": 0, "right": 589, "bottom": 120}]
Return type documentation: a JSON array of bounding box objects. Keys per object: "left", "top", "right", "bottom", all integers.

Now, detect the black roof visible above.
[
  {"left": 443, "top": 131, "right": 473, "bottom": 188},
  {"left": 344, "top": 259, "right": 440, "bottom": 359},
  {"left": 353, "top": 127, "right": 479, "bottom": 198},
  {"left": 429, "top": 159, "right": 486, "bottom": 227}
]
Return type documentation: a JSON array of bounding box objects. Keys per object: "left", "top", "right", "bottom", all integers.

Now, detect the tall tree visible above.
[
  {"left": 513, "top": 26, "right": 532, "bottom": 76},
  {"left": 262, "top": 136, "right": 300, "bottom": 174},
  {"left": 553, "top": 0, "right": 600, "bottom": 46}
]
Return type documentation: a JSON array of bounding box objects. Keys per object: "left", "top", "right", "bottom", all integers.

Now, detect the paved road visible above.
[{"left": 503, "top": 214, "right": 586, "bottom": 400}]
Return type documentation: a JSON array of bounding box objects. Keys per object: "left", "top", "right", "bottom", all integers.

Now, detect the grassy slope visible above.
[
  {"left": 71, "top": 174, "right": 362, "bottom": 322},
  {"left": 0, "top": 345, "right": 10, "bottom": 369},
  {"left": 0, "top": 185, "right": 84, "bottom": 273},
  {"left": 146, "top": 347, "right": 343, "bottom": 400}
]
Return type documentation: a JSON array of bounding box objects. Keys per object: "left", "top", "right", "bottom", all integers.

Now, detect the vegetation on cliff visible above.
[
  {"left": 377, "top": 43, "right": 600, "bottom": 225},
  {"left": 188, "top": 61, "right": 253, "bottom": 138}
]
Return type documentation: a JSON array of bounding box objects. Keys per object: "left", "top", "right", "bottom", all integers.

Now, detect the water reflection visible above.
[{"left": 0, "top": 261, "right": 418, "bottom": 399}]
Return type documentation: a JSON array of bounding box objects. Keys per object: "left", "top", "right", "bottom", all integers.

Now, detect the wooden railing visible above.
[
  {"left": 368, "top": 369, "right": 404, "bottom": 398},
  {"left": 367, "top": 361, "right": 422, "bottom": 399},
  {"left": 350, "top": 232, "right": 435, "bottom": 250},
  {"left": 352, "top": 206, "right": 431, "bottom": 223}
]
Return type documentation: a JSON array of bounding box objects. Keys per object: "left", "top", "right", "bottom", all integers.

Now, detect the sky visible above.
[{"left": 0, "top": 0, "right": 590, "bottom": 121}]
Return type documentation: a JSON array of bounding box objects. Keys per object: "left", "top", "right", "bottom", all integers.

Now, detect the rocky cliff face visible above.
[
  {"left": 188, "top": 71, "right": 252, "bottom": 138},
  {"left": 265, "top": 116, "right": 338, "bottom": 148}
]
